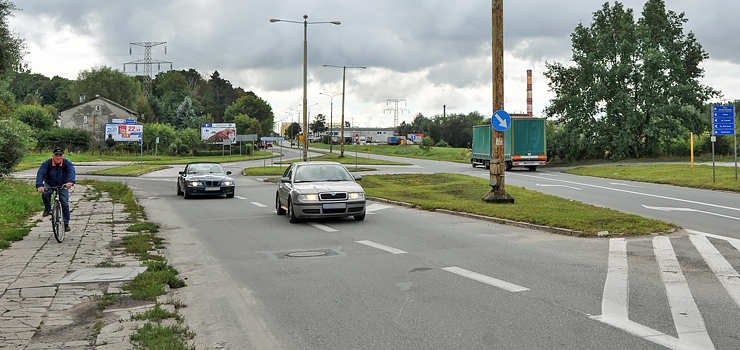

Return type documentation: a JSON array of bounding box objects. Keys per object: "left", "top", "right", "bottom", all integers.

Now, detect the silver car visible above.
[{"left": 276, "top": 162, "right": 366, "bottom": 223}]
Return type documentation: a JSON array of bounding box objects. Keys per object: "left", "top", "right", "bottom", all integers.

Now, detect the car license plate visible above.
[
  {"left": 322, "top": 203, "right": 346, "bottom": 209},
  {"left": 204, "top": 187, "right": 220, "bottom": 191}
]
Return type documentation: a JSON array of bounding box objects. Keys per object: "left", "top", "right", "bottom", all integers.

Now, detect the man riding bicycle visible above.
[{"left": 36, "top": 148, "right": 76, "bottom": 232}]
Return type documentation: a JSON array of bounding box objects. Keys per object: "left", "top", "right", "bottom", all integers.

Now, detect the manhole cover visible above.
[{"left": 287, "top": 251, "right": 329, "bottom": 258}]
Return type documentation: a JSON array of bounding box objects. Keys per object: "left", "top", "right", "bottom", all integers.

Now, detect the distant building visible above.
[{"left": 58, "top": 95, "right": 138, "bottom": 143}]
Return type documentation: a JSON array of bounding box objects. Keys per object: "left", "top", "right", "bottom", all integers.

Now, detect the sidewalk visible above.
[{"left": 0, "top": 185, "right": 174, "bottom": 350}]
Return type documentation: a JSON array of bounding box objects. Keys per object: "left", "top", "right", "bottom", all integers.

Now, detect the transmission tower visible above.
[
  {"left": 384, "top": 98, "right": 409, "bottom": 130},
  {"left": 123, "top": 42, "right": 172, "bottom": 97}
]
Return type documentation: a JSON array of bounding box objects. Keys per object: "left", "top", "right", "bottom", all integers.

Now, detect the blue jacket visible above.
[{"left": 36, "top": 158, "right": 76, "bottom": 188}]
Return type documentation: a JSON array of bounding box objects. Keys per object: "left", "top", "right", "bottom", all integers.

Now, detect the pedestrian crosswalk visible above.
[{"left": 593, "top": 230, "right": 740, "bottom": 350}]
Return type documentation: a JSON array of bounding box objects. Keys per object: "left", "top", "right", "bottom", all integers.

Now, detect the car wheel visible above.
[
  {"left": 177, "top": 183, "right": 183, "bottom": 196},
  {"left": 183, "top": 190, "right": 191, "bottom": 199},
  {"left": 276, "top": 193, "right": 286, "bottom": 215},
  {"left": 354, "top": 212, "right": 366, "bottom": 221},
  {"left": 288, "top": 198, "right": 300, "bottom": 223}
]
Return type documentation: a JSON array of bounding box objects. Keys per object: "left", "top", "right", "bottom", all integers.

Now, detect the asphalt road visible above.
[{"left": 19, "top": 150, "right": 739, "bottom": 349}]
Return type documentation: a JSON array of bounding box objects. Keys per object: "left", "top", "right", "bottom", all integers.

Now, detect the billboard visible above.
[
  {"left": 201, "top": 123, "right": 236, "bottom": 144},
  {"left": 105, "top": 124, "right": 143, "bottom": 142}
]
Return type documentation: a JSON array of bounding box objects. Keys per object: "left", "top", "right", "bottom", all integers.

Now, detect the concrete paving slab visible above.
[{"left": 55, "top": 267, "right": 148, "bottom": 284}]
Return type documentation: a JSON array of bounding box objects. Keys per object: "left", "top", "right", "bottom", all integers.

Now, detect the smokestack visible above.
[{"left": 526, "top": 70, "right": 533, "bottom": 117}]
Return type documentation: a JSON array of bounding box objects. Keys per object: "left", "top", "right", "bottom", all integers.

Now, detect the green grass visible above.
[
  {"left": 243, "top": 165, "right": 376, "bottom": 176},
  {"left": 131, "top": 303, "right": 181, "bottom": 323},
  {"left": 361, "top": 173, "right": 677, "bottom": 236},
  {"left": 0, "top": 179, "right": 44, "bottom": 249},
  {"left": 564, "top": 164, "right": 740, "bottom": 193},
  {"left": 129, "top": 322, "right": 196, "bottom": 350},
  {"left": 79, "top": 180, "right": 145, "bottom": 219},
  {"left": 308, "top": 142, "right": 472, "bottom": 163},
  {"left": 89, "top": 165, "right": 169, "bottom": 176}
]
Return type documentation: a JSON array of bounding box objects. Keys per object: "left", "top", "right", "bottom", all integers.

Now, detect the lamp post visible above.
[
  {"left": 270, "top": 15, "right": 340, "bottom": 161},
  {"left": 300, "top": 102, "right": 318, "bottom": 145},
  {"left": 323, "top": 64, "right": 366, "bottom": 157},
  {"left": 320, "top": 92, "right": 342, "bottom": 153}
]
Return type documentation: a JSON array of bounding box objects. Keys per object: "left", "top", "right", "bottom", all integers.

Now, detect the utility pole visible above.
[
  {"left": 483, "top": 0, "right": 514, "bottom": 203},
  {"left": 384, "top": 98, "right": 409, "bottom": 131},
  {"left": 123, "top": 42, "right": 172, "bottom": 98}
]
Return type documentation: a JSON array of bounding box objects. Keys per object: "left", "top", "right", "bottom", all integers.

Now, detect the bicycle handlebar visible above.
[{"left": 45, "top": 185, "right": 73, "bottom": 192}]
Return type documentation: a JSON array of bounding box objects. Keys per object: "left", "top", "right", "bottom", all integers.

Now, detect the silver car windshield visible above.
[
  {"left": 294, "top": 165, "right": 353, "bottom": 182},
  {"left": 188, "top": 164, "right": 225, "bottom": 174}
]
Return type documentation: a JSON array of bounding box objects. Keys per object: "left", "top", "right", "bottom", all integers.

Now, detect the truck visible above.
[
  {"left": 387, "top": 136, "right": 400, "bottom": 145},
  {"left": 470, "top": 117, "right": 548, "bottom": 171}
]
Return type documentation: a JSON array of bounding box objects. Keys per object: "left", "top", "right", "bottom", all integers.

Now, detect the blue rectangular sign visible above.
[
  {"left": 713, "top": 106, "right": 735, "bottom": 112},
  {"left": 714, "top": 124, "right": 735, "bottom": 129},
  {"left": 714, "top": 111, "right": 735, "bottom": 118},
  {"left": 714, "top": 130, "right": 736, "bottom": 135},
  {"left": 714, "top": 117, "right": 735, "bottom": 123}
]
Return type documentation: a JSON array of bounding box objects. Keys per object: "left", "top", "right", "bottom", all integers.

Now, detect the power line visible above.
[
  {"left": 384, "top": 98, "right": 409, "bottom": 130},
  {"left": 123, "top": 42, "right": 172, "bottom": 97}
]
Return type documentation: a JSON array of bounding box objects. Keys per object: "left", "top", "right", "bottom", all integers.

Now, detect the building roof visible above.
[{"left": 59, "top": 96, "right": 138, "bottom": 116}]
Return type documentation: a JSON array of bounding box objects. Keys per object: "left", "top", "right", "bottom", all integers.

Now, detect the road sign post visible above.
[{"left": 712, "top": 106, "right": 737, "bottom": 180}]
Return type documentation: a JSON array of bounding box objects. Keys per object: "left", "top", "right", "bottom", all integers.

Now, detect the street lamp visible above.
[
  {"left": 323, "top": 64, "right": 366, "bottom": 157},
  {"left": 320, "top": 92, "right": 342, "bottom": 153},
  {"left": 270, "top": 15, "right": 341, "bottom": 161}
]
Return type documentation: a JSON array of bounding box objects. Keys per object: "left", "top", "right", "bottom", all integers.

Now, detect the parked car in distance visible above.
[
  {"left": 276, "top": 161, "right": 366, "bottom": 223},
  {"left": 177, "top": 162, "right": 235, "bottom": 199}
]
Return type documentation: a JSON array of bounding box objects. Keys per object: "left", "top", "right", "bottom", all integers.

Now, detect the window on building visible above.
[
  {"left": 96, "top": 105, "right": 101, "bottom": 111},
  {"left": 83, "top": 115, "right": 88, "bottom": 124}
]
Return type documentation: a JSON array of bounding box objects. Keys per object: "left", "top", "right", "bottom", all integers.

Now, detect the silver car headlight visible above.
[
  {"left": 348, "top": 192, "right": 365, "bottom": 200},
  {"left": 222, "top": 181, "right": 233, "bottom": 186},
  {"left": 300, "top": 194, "right": 319, "bottom": 201},
  {"left": 187, "top": 181, "right": 203, "bottom": 187}
]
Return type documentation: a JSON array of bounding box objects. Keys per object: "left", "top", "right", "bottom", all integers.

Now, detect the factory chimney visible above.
[{"left": 527, "top": 69, "right": 533, "bottom": 117}]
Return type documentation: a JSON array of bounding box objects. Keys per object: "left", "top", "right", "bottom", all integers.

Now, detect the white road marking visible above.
[
  {"left": 366, "top": 204, "right": 392, "bottom": 212},
  {"left": 642, "top": 205, "right": 740, "bottom": 222},
  {"left": 689, "top": 234, "right": 740, "bottom": 310},
  {"left": 515, "top": 173, "right": 740, "bottom": 213},
  {"left": 251, "top": 202, "right": 267, "bottom": 208},
  {"left": 309, "top": 223, "right": 337, "bottom": 232},
  {"left": 235, "top": 196, "right": 248, "bottom": 200},
  {"left": 592, "top": 237, "right": 716, "bottom": 350},
  {"left": 356, "top": 240, "right": 407, "bottom": 254},
  {"left": 652, "top": 236, "right": 714, "bottom": 349},
  {"left": 609, "top": 182, "right": 643, "bottom": 188},
  {"left": 441, "top": 266, "right": 529, "bottom": 293},
  {"left": 686, "top": 229, "right": 740, "bottom": 251},
  {"left": 536, "top": 184, "right": 582, "bottom": 190}
]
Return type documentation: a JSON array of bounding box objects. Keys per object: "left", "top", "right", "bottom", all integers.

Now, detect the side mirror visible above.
[
  {"left": 226, "top": 171, "right": 232, "bottom": 175},
  {"left": 354, "top": 175, "right": 363, "bottom": 181},
  {"left": 280, "top": 176, "right": 290, "bottom": 183},
  {"left": 178, "top": 171, "right": 184, "bottom": 175}
]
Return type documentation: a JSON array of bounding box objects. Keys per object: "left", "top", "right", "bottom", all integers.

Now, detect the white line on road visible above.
[
  {"left": 689, "top": 234, "right": 740, "bottom": 310},
  {"left": 653, "top": 236, "right": 714, "bottom": 349},
  {"left": 686, "top": 229, "right": 740, "bottom": 251},
  {"left": 309, "top": 223, "right": 337, "bottom": 232},
  {"left": 235, "top": 196, "right": 248, "bottom": 200},
  {"left": 356, "top": 240, "right": 407, "bottom": 254},
  {"left": 441, "top": 266, "right": 529, "bottom": 292},
  {"left": 250, "top": 202, "right": 267, "bottom": 208},
  {"left": 366, "top": 204, "right": 392, "bottom": 212},
  {"left": 642, "top": 205, "right": 740, "bottom": 222},
  {"left": 609, "top": 182, "right": 643, "bottom": 188},
  {"left": 515, "top": 173, "right": 740, "bottom": 213},
  {"left": 536, "top": 184, "right": 581, "bottom": 190}
]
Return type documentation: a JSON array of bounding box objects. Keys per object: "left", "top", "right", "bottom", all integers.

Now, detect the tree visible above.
[
  {"left": 0, "top": 117, "right": 33, "bottom": 175},
  {"left": 286, "top": 122, "right": 301, "bottom": 139},
  {"left": 202, "top": 71, "right": 238, "bottom": 122},
  {"left": 174, "top": 97, "right": 196, "bottom": 130},
  {"left": 67, "top": 66, "right": 141, "bottom": 110},
  {"left": 13, "top": 104, "right": 54, "bottom": 131},
  {"left": 223, "top": 94, "right": 274, "bottom": 137},
  {"left": 152, "top": 70, "right": 191, "bottom": 125},
  {"left": 233, "top": 114, "right": 261, "bottom": 138},
  {"left": 142, "top": 123, "right": 177, "bottom": 151},
  {"left": 0, "top": 0, "right": 26, "bottom": 76},
  {"left": 544, "top": 0, "right": 718, "bottom": 160},
  {"left": 309, "top": 113, "right": 327, "bottom": 137}
]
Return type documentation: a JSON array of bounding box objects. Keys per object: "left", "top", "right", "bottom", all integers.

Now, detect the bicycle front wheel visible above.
[{"left": 52, "top": 202, "right": 64, "bottom": 243}]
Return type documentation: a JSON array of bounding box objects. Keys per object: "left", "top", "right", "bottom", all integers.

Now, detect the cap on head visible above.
[{"left": 53, "top": 148, "right": 64, "bottom": 155}]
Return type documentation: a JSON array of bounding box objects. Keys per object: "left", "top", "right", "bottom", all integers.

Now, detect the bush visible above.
[
  {"left": 419, "top": 136, "right": 435, "bottom": 152},
  {"left": 36, "top": 127, "right": 93, "bottom": 152},
  {"left": 12, "top": 105, "right": 55, "bottom": 131},
  {"left": 435, "top": 139, "right": 450, "bottom": 148},
  {"left": 0, "top": 119, "right": 35, "bottom": 175}
]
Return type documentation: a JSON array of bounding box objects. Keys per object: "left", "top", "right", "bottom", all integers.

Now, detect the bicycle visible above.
[{"left": 46, "top": 186, "right": 67, "bottom": 243}]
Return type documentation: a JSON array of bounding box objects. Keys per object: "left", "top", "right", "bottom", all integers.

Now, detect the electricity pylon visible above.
[{"left": 123, "top": 42, "right": 172, "bottom": 97}]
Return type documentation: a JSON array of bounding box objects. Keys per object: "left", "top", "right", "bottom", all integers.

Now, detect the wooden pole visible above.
[{"left": 483, "top": 0, "right": 514, "bottom": 203}]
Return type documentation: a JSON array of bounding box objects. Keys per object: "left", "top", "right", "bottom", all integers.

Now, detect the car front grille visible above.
[
  {"left": 203, "top": 181, "right": 220, "bottom": 187},
  {"left": 323, "top": 208, "right": 346, "bottom": 214},
  {"left": 320, "top": 192, "right": 347, "bottom": 200}
]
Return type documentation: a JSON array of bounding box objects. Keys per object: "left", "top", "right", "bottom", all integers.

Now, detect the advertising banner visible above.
[
  {"left": 105, "top": 124, "right": 143, "bottom": 142},
  {"left": 201, "top": 123, "right": 237, "bottom": 144}
]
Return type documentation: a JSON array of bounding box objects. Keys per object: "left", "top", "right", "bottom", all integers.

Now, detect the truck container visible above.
[
  {"left": 470, "top": 117, "right": 548, "bottom": 171},
  {"left": 387, "top": 136, "right": 400, "bottom": 145}
]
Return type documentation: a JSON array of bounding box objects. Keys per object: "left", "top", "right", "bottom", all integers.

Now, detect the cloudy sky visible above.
[{"left": 9, "top": 0, "right": 740, "bottom": 128}]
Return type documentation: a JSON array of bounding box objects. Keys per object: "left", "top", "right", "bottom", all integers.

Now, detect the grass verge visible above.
[
  {"left": 564, "top": 164, "right": 740, "bottom": 193},
  {"left": 0, "top": 179, "right": 43, "bottom": 249},
  {"left": 361, "top": 173, "right": 677, "bottom": 236},
  {"left": 89, "top": 165, "right": 170, "bottom": 176}
]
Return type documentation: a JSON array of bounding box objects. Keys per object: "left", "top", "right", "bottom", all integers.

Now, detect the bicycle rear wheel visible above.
[{"left": 52, "top": 201, "right": 64, "bottom": 243}]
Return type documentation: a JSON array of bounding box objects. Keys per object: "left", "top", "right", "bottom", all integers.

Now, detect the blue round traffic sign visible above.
[{"left": 492, "top": 110, "right": 511, "bottom": 132}]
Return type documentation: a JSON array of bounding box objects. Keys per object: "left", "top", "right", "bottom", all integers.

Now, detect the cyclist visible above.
[{"left": 36, "top": 148, "right": 76, "bottom": 232}]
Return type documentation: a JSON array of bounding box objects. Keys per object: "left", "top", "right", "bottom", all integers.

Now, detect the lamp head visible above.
[
  {"left": 331, "top": 21, "right": 341, "bottom": 25},
  {"left": 269, "top": 19, "right": 279, "bottom": 23}
]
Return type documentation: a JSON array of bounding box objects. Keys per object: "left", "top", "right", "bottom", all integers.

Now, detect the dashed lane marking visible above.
[
  {"left": 442, "top": 266, "right": 529, "bottom": 293},
  {"left": 251, "top": 202, "right": 267, "bottom": 208},
  {"left": 356, "top": 240, "right": 407, "bottom": 254}
]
